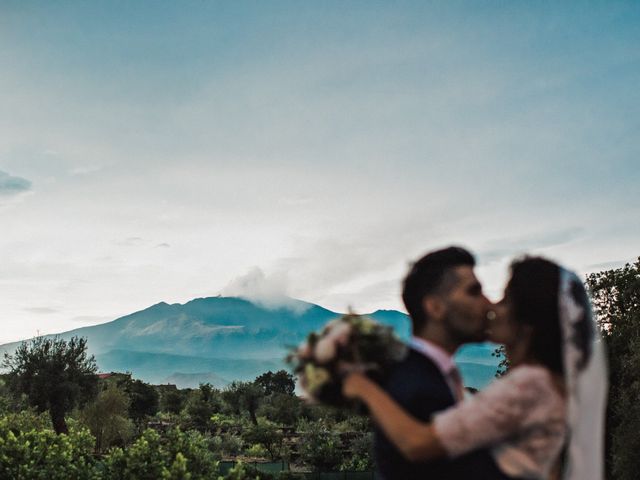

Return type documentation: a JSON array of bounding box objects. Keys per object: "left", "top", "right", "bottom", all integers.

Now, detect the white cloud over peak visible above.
[{"left": 222, "top": 267, "right": 309, "bottom": 315}]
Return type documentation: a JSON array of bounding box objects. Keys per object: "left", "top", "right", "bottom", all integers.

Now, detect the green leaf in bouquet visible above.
[{"left": 304, "top": 364, "right": 331, "bottom": 395}]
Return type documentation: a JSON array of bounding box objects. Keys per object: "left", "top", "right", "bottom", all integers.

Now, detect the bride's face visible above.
[{"left": 487, "top": 295, "right": 518, "bottom": 346}]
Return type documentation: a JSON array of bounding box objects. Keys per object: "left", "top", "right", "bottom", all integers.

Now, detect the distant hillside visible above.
[
  {"left": 95, "top": 349, "right": 285, "bottom": 388},
  {"left": 163, "top": 372, "right": 229, "bottom": 390},
  {"left": 1, "top": 296, "right": 499, "bottom": 389}
]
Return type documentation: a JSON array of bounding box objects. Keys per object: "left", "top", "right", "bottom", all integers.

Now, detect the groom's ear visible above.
[{"left": 422, "top": 296, "right": 445, "bottom": 321}]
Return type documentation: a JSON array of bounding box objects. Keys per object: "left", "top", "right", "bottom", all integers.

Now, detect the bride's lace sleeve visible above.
[{"left": 432, "top": 365, "right": 550, "bottom": 458}]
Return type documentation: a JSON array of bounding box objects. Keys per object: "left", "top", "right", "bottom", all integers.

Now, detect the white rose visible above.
[
  {"left": 314, "top": 337, "right": 337, "bottom": 363},
  {"left": 322, "top": 318, "right": 341, "bottom": 335},
  {"left": 327, "top": 321, "right": 352, "bottom": 346}
]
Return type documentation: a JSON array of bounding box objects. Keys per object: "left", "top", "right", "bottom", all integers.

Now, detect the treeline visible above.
[{"left": 0, "top": 340, "right": 372, "bottom": 479}]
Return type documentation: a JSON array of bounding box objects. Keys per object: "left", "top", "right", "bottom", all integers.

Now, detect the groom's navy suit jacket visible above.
[{"left": 374, "top": 347, "right": 509, "bottom": 480}]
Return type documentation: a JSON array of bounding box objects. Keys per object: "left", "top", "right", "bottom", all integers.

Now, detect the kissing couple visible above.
[{"left": 341, "top": 247, "right": 607, "bottom": 480}]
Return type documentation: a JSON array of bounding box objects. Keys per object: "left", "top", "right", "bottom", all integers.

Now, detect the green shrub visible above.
[
  {"left": 297, "top": 420, "right": 342, "bottom": 471},
  {"left": 245, "top": 443, "right": 268, "bottom": 458},
  {"left": 242, "top": 419, "right": 285, "bottom": 461},
  {"left": 102, "top": 427, "right": 219, "bottom": 480},
  {"left": 215, "top": 432, "right": 244, "bottom": 457},
  {"left": 1, "top": 409, "right": 52, "bottom": 432},
  {"left": 80, "top": 385, "right": 133, "bottom": 453},
  {"left": 0, "top": 416, "right": 98, "bottom": 480},
  {"left": 339, "top": 432, "right": 373, "bottom": 471},
  {"left": 219, "top": 461, "right": 274, "bottom": 480}
]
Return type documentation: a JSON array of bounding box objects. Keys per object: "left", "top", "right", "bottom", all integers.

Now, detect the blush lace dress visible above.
[{"left": 433, "top": 365, "right": 567, "bottom": 480}]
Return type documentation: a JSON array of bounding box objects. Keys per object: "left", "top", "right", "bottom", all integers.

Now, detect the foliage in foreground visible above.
[
  {"left": 0, "top": 411, "right": 98, "bottom": 480},
  {"left": 0, "top": 411, "right": 224, "bottom": 479},
  {"left": 103, "top": 428, "right": 219, "bottom": 480}
]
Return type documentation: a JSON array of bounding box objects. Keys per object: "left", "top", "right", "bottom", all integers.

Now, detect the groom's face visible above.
[{"left": 439, "top": 266, "right": 490, "bottom": 344}]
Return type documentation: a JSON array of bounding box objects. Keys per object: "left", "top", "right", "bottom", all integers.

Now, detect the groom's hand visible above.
[{"left": 342, "top": 372, "right": 372, "bottom": 400}]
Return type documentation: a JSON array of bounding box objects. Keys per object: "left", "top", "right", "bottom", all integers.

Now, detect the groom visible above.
[{"left": 374, "top": 246, "right": 504, "bottom": 480}]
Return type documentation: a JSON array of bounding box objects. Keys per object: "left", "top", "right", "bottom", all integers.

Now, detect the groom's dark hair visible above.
[{"left": 402, "top": 246, "right": 475, "bottom": 334}]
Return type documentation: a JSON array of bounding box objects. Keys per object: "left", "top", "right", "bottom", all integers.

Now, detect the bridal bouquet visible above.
[{"left": 288, "top": 313, "right": 407, "bottom": 406}]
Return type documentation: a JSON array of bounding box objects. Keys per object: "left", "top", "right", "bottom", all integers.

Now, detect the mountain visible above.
[{"left": 0, "top": 296, "right": 499, "bottom": 389}]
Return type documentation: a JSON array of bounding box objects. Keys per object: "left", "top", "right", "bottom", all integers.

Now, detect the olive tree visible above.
[{"left": 2, "top": 336, "right": 98, "bottom": 434}]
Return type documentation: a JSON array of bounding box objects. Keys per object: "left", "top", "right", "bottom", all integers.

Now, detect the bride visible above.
[{"left": 343, "top": 257, "right": 607, "bottom": 480}]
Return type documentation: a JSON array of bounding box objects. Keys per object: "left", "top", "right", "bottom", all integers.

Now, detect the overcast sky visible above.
[{"left": 1, "top": 1, "right": 639, "bottom": 344}]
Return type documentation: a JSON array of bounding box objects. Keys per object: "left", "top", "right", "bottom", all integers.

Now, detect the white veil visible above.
[{"left": 559, "top": 269, "right": 608, "bottom": 480}]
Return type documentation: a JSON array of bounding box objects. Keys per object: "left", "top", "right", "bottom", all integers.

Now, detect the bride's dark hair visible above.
[{"left": 506, "top": 257, "right": 564, "bottom": 376}]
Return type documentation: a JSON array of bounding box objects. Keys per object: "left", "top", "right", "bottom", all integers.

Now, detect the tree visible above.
[
  {"left": 0, "top": 376, "right": 19, "bottom": 414},
  {"left": 243, "top": 419, "right": 286, "bottom": 461},
  {"left": 185, "top": 383, "right": 223, "bottom": 432},
  {"left": 127, "top": 378, "right": 160, "bottom": 423},
  {"left": 258, "top": 392, "right": 303, "bottom": 426},
  {"left": 160, "top": 386, "right": 186, "bottom": 414},
  {"left": 80, "top": 384, "right": 133, "bottom": 453},
  {"left": 297, "top": 419, "right": 343, "bottom": 471},
  {"left": 254, "top": 370, "right": 295, "bottom": 396},
  {"left": 586, "top": 257, "right": 640, "bottom": 480},
  {"left": 340, "top": 432, "right": 374, "bottom": 472},
  {"left": 2, "top": 336, "right": 98, "bottom": 434},
  {"left": 491, "top": 344, "right": 509, "bottom": 377},
  {"left": 222, "top": 381, "right": 263, "bottom": 425}
]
